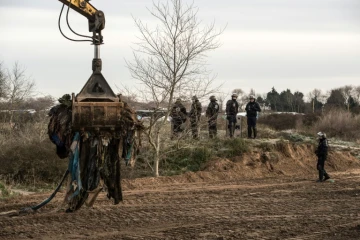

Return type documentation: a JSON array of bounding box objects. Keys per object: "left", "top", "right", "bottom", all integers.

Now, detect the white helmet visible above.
[{"left": 317, "top": 132, "right": 326, "bottom": 139}]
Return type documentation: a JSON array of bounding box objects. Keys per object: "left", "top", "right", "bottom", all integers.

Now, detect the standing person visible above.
[
  {"left": 170, "top": 98, "right": 187, "bottom": 139},
  {"left": 245, "top": 95, "right": 261, "bottom": 139},
  {"left": 315, "top": 132, "right": 331, "bottom": 182},
  {"left": 225, "top": 93, "right": 239, "bottom": 138},
  {"left": 206, "top": 95, "right": 219, "bottom": 138},
  {"left": 189, "top": 96, "right": 202, "bottom": 139}
]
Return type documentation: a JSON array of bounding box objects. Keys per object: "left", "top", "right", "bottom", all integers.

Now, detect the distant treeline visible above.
[{"left": 254, "top": 86, "right": 360, "bottom": 114}]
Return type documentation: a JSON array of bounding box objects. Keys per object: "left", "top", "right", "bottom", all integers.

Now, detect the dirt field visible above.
[
  {"left": 1, "top": 169, "right": 360, "bottom": 240},
  {"left": 1, "top": 142, "right": 360, "bottom": 240}
]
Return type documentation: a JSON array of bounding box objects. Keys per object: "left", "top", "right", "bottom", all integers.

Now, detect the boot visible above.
[
  {"left": 229, "top": 123, "right": 234, "bottom": 138},
  {"left": 323, "top": 171, "right": 330, "bottom": 181},
  {"left": 253, "top": 128, "right": 257, "bottom": 139},
  {"left": 318, "top": 169, "right": 324, "bottom": 182},
  {"left": 247, "top": 126, "right": 252, "bottom": 138}
]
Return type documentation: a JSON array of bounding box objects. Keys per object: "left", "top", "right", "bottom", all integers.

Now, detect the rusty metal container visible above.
[{"left": 71, "top": 61, "right": 124, "bottom": 131}]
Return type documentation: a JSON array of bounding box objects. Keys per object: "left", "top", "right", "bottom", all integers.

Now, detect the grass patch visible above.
[
  {"left": 162, "top": 146, "right": 213, "bottom": 175},
  {"left": 160, "top": 138, "right": 249, "bottom": 176},
  {"left": 217, "top": 138, "right": 249, "bottom": 158},
  {"left": 258, "top": 142, "right": 275, "bottom": 152},
  {"left": 0, "top": 181, "right": 10, "bottom": 198}
]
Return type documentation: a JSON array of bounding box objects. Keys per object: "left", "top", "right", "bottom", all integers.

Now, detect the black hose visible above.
[
  {"left": 58, "top": 4, "right": 93, "bottom": 42},
  {"left": 19, "top": 169, "right": 70, "bottom": 213},
  {"left": 66, "top": 2, "right": 93, "bottom": 39}
]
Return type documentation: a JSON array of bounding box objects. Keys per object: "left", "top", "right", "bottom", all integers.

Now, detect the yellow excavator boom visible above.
[
  {"left": 58, "top": 0, "right": 97, "bottom": 19},
  {"left": 58, "top": 0, "right": 105, "bottom": 36}
]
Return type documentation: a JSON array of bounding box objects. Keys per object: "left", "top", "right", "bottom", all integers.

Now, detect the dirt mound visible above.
[{"left": 122, "top": 142, "right": 360, "bottom": 190}]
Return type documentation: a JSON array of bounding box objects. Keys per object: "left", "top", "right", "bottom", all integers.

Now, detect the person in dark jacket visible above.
[
  {"left": 245, "top": 95, "right": 261, "bottom": 139},
  {"left": 315, "top": 132, "right": 331, "bottom": 182},
  {"left": 225, "top": 93, "right": 239, "bottom": 138},
  {"left": 189, "top": 96, "right": 202, "bottom": 139},
  {"left": 206, "top": 95, "right": 219, "bottom": 138},
  {"left": 170, "top": 98, "right": 187, "bottom": 139}
]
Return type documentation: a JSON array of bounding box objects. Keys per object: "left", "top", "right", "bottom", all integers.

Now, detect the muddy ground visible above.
[
  {"left": 1, "top": 142, "right": 360, "bottom": 240},
  {"left": 1, "top": 170, "right": 360, "bottom": 240}
]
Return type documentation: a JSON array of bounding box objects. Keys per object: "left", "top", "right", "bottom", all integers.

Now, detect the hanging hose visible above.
[
  {"left": 19, "top": 169, "right": 70, "bottom": 214},
  {"left": 58, "top": 4, "right": 93, "bottom": 43},
  {"left": 65, "top": 1, "right": 93, "bottom": 40}
]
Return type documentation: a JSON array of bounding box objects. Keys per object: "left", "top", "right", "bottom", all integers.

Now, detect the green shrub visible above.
[
  {"left": 161, "top": 146, "right": 213, "bottom": 175},
  {"left": 218, "top": 138, "right": 249, "bottom": 157}
]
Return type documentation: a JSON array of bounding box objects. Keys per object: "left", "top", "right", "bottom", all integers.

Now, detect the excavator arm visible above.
[
  {"left": 58, "top": 0, "right": 105, "bottom": 43},
  {"left": 56, "top": 0, "right": 119, "bottom": 109}
]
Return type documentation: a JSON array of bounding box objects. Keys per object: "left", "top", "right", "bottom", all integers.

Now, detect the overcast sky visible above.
[{"left": 0, "top": 0, "right": 359, "bottom": 101}]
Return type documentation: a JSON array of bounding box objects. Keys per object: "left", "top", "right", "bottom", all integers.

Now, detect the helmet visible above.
[
  {"left": 231, "top": 93, "right": 238, "bottom": 98},
  {"left": 209, "top": 95, "right": 217, "bottom": 101},
  {"left": 249, "top": 95, "right": 255, "bottom": 99},
  {"left": 176, "top": 98, "right": 181, "bottom": 102},
  {"left": 192, "top": 95, "right": 198, "bottom": 101},
  {"left": 317, "top": 132, "right": 326, "bottom": 139}
]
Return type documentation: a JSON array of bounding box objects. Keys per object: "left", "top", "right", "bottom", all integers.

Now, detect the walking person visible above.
[
  {"left": 225, "top": 93, "right": 239, "bottom": 138},
  {"left": 315, "top": 132, "right": 331, "bottom": 182},
  {"left": 245, "top": 95, "right": 261, "bottom": 139},
  {"left": 189, "top": 96, "right": 202, "bottom": 139},
  {"left": 170, "top": 98, "right": 187, "bottom": 139},
  {"left": 206, "top": 95, "right": 219, "bottom": 138}
]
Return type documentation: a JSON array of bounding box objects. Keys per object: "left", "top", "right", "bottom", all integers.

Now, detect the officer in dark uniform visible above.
[
  {"left": 206, "top": 95, "right": 219, "bottom": 138},
  {"left": 170, "top": 98, "right": 187, "bottom": 139},
  {"left": 225, "top": 93, "right": 239, "bottom": 138},
  {"left": 245, "top": 95, "right": 261, "bottom": 139},
  {"left": 189, "top": 96, "right": 202, "bottom": 139},
  {"left": 315, "top": 132, "right": 331, "bottom": 182}
]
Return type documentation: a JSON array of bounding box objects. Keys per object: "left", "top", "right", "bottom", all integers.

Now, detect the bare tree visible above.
[
  {"left": 308, "top": 88, "right": 322, "bottom": 113},
  {"left": 3, "top": 62, "right": 36, "bottom": 109},
  {"left": 116, "top": 84, "right": 139, "bottom": 106},
  {"left": 340, "top": 85, "right": 353, "bottom": 112},
  {"left": 20, "top": 95, "right": 55, "bottom": 111},
  {"left": 249, "top": 88, "right": 256, "bottom": 96},
  {"left": 232, "top": 88, "right": 244, "bottom": 96},
  {"left": 216, "top": 92, "right": 228, "bottom": 112},
  {"left": 318, "top": 92, "right": 328, "bottom": 113},
  {"left": 126, "top": 0, "right": 224, "bottom": 177},
  {"left": 0, "top": 62, "right": 6, "bottom": 98},
  {"left": 232, "top": 88, "right": 246, "bottom": 110},
  {"left": 352, "top": 85, "right": 360, "bottom": 104}
]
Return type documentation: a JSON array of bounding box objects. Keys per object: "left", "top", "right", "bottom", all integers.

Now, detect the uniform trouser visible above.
[
  {"left": 227, "top": 115, "right": 236, "bottom": 137},
  {"left": 190, "top": 120, "right": 199, "bottom": 139},
  {"left": 172, "top": 120, "right": 183, "bottom": 138},
  {"left": 247, "top": 117, "right": 257, "bottom": 138},
  {"left": 317, "top": 155, "right": 330, "bottom": 181},
  {"left": 208, "top": 121, "right": 217, "bottom": 138}
]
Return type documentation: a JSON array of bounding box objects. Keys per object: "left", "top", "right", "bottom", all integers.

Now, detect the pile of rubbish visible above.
[{"left": 46, "top": 94, "right": 143, "bottom": 212}]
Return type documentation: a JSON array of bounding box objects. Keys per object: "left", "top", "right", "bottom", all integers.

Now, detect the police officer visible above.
[
  {"left": 315, "top": 132, "right": 331, "bottom": 182},
  {"left": 189, "top": 96, "right": 202, "bottom": 139},
  {"left": 245, "top": 95, "right": 261, "bottom": 139},
  {"left": 170, "top": 98, "right": 187, "bottom": 139},
  {"left": 206, "top": 95, "right": 219, "bottom": 138},
  {"left": 225, "top": 93, "right": 239, "bottom": 138}
]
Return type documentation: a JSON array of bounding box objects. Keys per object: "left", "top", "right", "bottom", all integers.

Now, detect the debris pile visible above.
[{"left": 47, "top": 94, "right": 143, "bottom": 212}]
